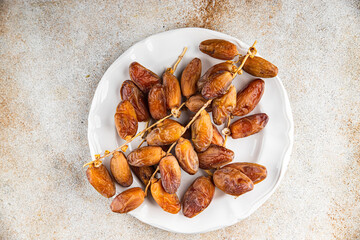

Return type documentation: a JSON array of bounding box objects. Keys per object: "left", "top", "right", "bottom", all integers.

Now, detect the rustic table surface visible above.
[{"left": 1, "top": 1, "right": 359, "bottom": 239}]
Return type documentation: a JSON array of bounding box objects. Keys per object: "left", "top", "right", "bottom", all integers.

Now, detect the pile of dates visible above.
[{"left": 86, "top": 39, "right": 278, "bottom": 218}]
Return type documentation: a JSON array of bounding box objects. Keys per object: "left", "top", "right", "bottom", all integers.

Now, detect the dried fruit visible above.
[
  {"left": 110, "top": 187, "right": 145, "bottom": 213},
  {"left": 181, "top": 58, "right": 202, "bottom": 98},
  {"left": 120, "top": 80, "right": 150, "bottom": 122},
  {"left": 150, "top": 178, "right": 181, "bottom": 214},
  {"left": 86, "top": 164, "right": 115, "bottom": 198},
  {"left": 110, "top": 151, "right": 133, "bottom": 187},
  {"left": 198, "top": 145, "right": 234, "bottom": 169},
  {"left": 163, "top": 70, "right": 181, "bottom": 110},
  {"left": 239, "top": 56, "right": 278, "bottom": 78},
  {"left": 182, "top": 176, "right": 215, "bottom": 218},
  {"left": 175, "top": 137, "right": 199, "bottom": 175},
  {"left": 191, "top": 110, "right": 213, "bottom": 152},
  {"left": 225, "top": 162, "right": 267, "bottom": 184},
  {"left": 230, "top": 113, "right": 269, "bottom": 139},
  {"left": 213, "top": 167, "right": 254, "bottom": 196},
  {"left": 200, "top": 62, "right": 235, "bottom": 100},
  {"left": 128, "top": 146, "right": 166, "bottom": 167},
  {"left": 211, "top": 124, "right": 224, "bottom": 146},
  {"left": 159, "top": 155, "right": 181, "bottom": 194},
  {"left": 130, "top": 165, "right": 154, "bottom": 186},
  {"left": 199, "top": 39, "right": 238, "bottom": 60},
  {"left": 146, "top": 119, "right": 185, "bottom": 146},
  {"left": 114, "top": 100, "right": 138, "bottom": 140},
  {"left": 148, "top": 83, "right": 167, "bottom": 120},
  {"left": 212, "top": 85, "right": 236, "bottom": 125},
  {"left": 185, "top": 94, "right": 212, "bottom": 113},
  {"left": 129, "top": 62, "right": 160, "bottom": 93},
  {"left": 233, "top": 79, "right": 265, "bottom": 117}
]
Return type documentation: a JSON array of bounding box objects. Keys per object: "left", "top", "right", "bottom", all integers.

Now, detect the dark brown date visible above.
[
  {"left": 148, "top": 83, "right": 167, "bottom": 120},
  {"left": 191, "top": 110, "right": 213, "bottom": 152},
  {"left": 129, "top": 62, "right": 160, "bottom": 93},
  {"left": 239, "top": 56, "right": 278, "bottom": 78},
  {"left": 163, "top": 70, "right": 181, "bottom": 110},
  {"left": 120, "top": 80, "right": 150, "bottom": 122},
  {"left": 110, "top": 187, "right": 145, "bottom": 213},
  {"left": 150, "top": 178, "right": 181, "bottom": 214},
  {"left": 128, "top": 146, "right": 166, "bottom": 167},
  {"left": 224, "top": 162, "right": 267, "bottom": 184},
  {"left": 197, "top": 145, "right": 234, "bottom": 169},
  {"left": 185, "top": 94, "right": 212, "bottom": 113},
  {"left": 86, "top": 164, "right": 115, "bottom": 198},
  {"left": 110, "top": 151, "right": 133, "bottom": 187},
  {"left": 175, "top": 137, "right": 199, "bottom": 175},
  {"left": 146, "top": 119, "right": 184, "bottom": 146},
  {"left": 182, "top": 176, "right": 215, "bottom": 218},
  {"left": 213, "top": 167, "right": 254, "bottom": 196},
  {"left": 212, "top": 85, "right": 236, "bottom": 125},
  {"left": 181, "top": 58, "right": 202, "bottom": 98},
  {"left": 130, "top": 165, "right": 154, "bottom": 186},
  {"left": 198, "top": 62, "right": 235, "bottom": 91},
  {"left": 230, "top": 113, "right": 269, "bottom": 139},
  {"left": 199, "top": 39, "right": 238, "bottom": 60},
  {"left": 114, "top": 100, "right": 138, "bottom": 140},
  {"left": 233, "top": 79, "right": 265, "bottom": 116},
  {"left": 159, "top": 155, "right": 181, "bottom": 194}
]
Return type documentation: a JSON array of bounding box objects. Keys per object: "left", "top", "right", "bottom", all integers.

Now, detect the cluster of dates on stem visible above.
[{"left": 86, "top": 38, "right": 278, "bottom": 217}]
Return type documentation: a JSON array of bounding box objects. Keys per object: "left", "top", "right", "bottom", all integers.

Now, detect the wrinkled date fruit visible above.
[
  {"left": 185, "top": 94, "right": 212, "bottom": 113},
  {"left": 163, "top": 70, "right": 181, "bottom": 110},
  {"left": 198, "top": 145, "right": 234, "bottom": 169},
  {"left": 128, "top": 146, "right": 166, "bottom": 167},
  {"left": 233, "top": 79, "right": 265, "bottom": 117},
  {"left": 239, "top": 56, "right": 278, "bottom": 78},
  {"left": 213, "top": 167, "right": 254, "bottom": 196},
  {"left": 148, "top": 83, "right": 168, "bottom": 120},
  {"left": 130, "top": 165, "right": 154, "bottom": 186},
  {"left": 211, "top": 124, "right": 224, "bottom": 146},
  {"left": 225, "top": 162, "right": 267, "bottom": 184},
  {"left": 129, "top": 62, "right": 160, "bottom": 93},
  {"left": 181, "top": 58, "right": 202, "bottom": 98},
  {"left": 182, "top": 176, "right": 215, "bottom": 218},
  {"left": 150, "top": 178, "right": 181, "bottom": 214},
  {"left": 175, "top": 137, "right": 199, "bottom": 175},
  {"left": 110, "top": 187, "right": 145, "bottom": 213},
  {"left": 146, "top": 119, "right": 184, "bottom": 146},
  {"left": 199, "top": 39, "right": 238, "bottom": 60},
  {"left": 110, "top": 151, "right": 133, "bottom": 187},
  {"left": 230, "top": 113, "right": 269, "bottom": 139},
  {"left": 120, "top": 80, "right": 150, "bottom": 122},
  {"left": 86, "top": 164, "right": 115, "bottom": 198},
  {"left": 198, "top": 62, "right": 235, "bottom": 91},
  {"left": 114, "top": 100, "right": 138, "bottom": 140},
  {"left": 191, "top": 110, "right": 213, "bottom": 152},
  {"left": 201, "top": 62, "right": 235, "bottom": 100},
  {"left": 159, "top": 155, "right": 181, "bottom": 194},
  {"left": 212, "top": 85, "right": 236, "bottom": 125}
]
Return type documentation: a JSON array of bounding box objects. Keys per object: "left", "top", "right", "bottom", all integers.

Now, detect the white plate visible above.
[{"left": 87, "top": 28, "right": 294, "bottom": 234}]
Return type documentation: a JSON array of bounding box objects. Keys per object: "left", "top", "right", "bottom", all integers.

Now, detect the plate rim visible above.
[{"left": 87, "top": 27, "right": 294, "bottom": 234}]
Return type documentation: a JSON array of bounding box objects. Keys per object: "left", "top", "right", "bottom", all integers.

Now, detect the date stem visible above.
[
  {"left": 167, "top": 47, "right": 187, "bottom": 74},
  {"left": 233, "top": 41, "right": 257, "bottom": 76}
]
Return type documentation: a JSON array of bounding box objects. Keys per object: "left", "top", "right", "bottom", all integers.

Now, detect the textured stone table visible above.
[{"left": 1, "top": 1, "right": 359, "bottom": 239}]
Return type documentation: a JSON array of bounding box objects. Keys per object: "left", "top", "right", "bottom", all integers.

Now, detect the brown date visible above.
[
  {"left": 129, "top": 62, "right": 160, "bottom": 93},
  {"left": 110, "top": 151, "right": 133, "bottom": 187},
  {"left": 148, "top": 83, "right": 167, "bottom": 120},
  {"left": 191, "top": 110, "right": 213, "bottom": 152},
  {"left": 110, "top": 187, "right": 145, "bottom": 213},
  {"left": 201, "top": 62, "right": 235, "bottom": 100},
  {"left": 213, "top": 167, "right": 254, "bottom": 196},
  {"left": 225, "top": 162, "right": 267, "bottom": 184},
  {"left": 230, "top": 113, "right": 269, "bottom": 139},
  {"left": 146, "top": 119, "right": 185, "bottom": 146},
  {"left": 182, "top": 176, "right": 215, "bottom": 218},
  {"left": 163, "top": 70, "right": 181, "bottom": 110},
  {"left": 114, "top": 100, "right": 138, "bottom": 140},
  {"left": 120, "top": 80, "right": 150, "bottom": 122},
  {"left": 181, "top": 58, "right": 202, "bottom": 98},
  {"left": 128, "top": 146, "right": 166, "bottom": 167},
  {"left": 130, "top": 165, "right": 154, "bottom": 186},
  {"left": 175, "top": 137, "right": 199, "bottom": 175},
  {"left": 199, "top": 39, "right": 238, "bottom": 60},
  {"left": 233, "top": 79, "right": 265, "bottom": 117},
  {"left": 159, "top": 155, "right": 181, "bottom": 194},
  {"left": 198, "top": 145, "right": 234, "bottom": 169},
  {"left": 211, "top": 124, "right": 224, "bottom": 146},
  {"left": 150, "top": 178, "right": 181, "bottom": 214},
  {"left": 198, "top": 62, "right": 235, "bottom": 91},
  {"left": 86, "top": 164, "right": 115, "bottom": 198},
  {"left": 239, "top": 56, "right": 278, "bottom": 78},
  {"left": 185, "top": 94, "right": 212, "bottom": 113},
  {"left": 212, "top": 85, "right": 236, "bottom": 125}
]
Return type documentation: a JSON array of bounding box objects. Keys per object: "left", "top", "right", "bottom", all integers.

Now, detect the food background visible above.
[{"left": 0, "top": 0, "right": 359, "bottom": 239}]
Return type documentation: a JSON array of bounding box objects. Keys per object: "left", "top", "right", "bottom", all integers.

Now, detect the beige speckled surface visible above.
[{"left": 1, "top": 0, "right": 359, "bottom": 239}]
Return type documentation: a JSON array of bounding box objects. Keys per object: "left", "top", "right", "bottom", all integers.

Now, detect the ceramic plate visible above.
[{"left": 87, "top": 28, "right": 294, "bottom": 234}]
